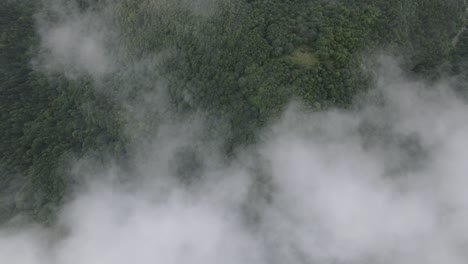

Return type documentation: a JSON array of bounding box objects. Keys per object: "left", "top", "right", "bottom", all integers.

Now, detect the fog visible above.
[
  {"left": 33, "top": 0, "right": 118, "bottom": 79},
  {"left": 3, "top": 1, "right": 468, "bottom": 264}
]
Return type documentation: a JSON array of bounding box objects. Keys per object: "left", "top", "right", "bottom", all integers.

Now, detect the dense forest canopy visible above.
[{"left": 1, "top": 0, "right": 467, "bottom": 222}]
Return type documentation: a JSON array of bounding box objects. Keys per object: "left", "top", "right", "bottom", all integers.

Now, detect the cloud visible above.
[
  {"left": 33, "top": 0, "right": 119, "bottom": 79},
  {"left": 3, "top": 54, "right": 468, "bottom": 263},
  {"left": 9, "top": 0, "right": 468, "bottom": 262},
  {"left": 256, "top": 57, "right": 468, "bottom": 264},
  {"left": 32, "top": 0, "right": 223, "bottom": 81}
]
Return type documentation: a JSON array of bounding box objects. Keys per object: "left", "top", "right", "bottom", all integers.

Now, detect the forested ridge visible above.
[{"left": 1, "top": 0, "right": 467, "bottom": 222}]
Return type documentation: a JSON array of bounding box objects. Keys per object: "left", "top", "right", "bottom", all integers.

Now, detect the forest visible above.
[{"left": 1, "top": 0, "right": 468, "bottom": 223}]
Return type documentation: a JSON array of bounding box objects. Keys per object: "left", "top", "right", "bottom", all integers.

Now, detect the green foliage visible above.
[
  {"left": 0, "top": 1, "right": 126, "bottom": 222},
  {"left": 1, "top": 0, "right": 466, "bottom": 222}
]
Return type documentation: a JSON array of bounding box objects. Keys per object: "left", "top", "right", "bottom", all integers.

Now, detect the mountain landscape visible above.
[{"left": 2, "top": 0, "right": 468, "bottom": 263}]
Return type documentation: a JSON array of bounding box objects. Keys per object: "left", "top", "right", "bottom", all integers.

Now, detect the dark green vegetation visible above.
[{"left": 1, "top": 0, "right": 467, "bottom": 222}]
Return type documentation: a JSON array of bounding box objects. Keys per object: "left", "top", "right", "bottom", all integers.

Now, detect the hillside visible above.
[{"left": 1, "top": 0, "right": 467, "bottom": 222}]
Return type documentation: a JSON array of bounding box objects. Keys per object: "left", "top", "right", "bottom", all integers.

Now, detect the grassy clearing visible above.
[{"left": 284, "top": 46, "right": 319, "bottom": 67}]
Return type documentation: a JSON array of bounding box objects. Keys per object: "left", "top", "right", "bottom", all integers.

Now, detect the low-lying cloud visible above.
[
  {"left": 7, "top": 0, "right": 468, "bottom": 263},
  {"left": 32, "top": 0, "right": 223, "bottom": 80},
  {"left": 34, "top": 0, "right": 119, "bottom": 79},
  {"left": 3, "top": 56, "right": 468, "bottom": 264}
]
